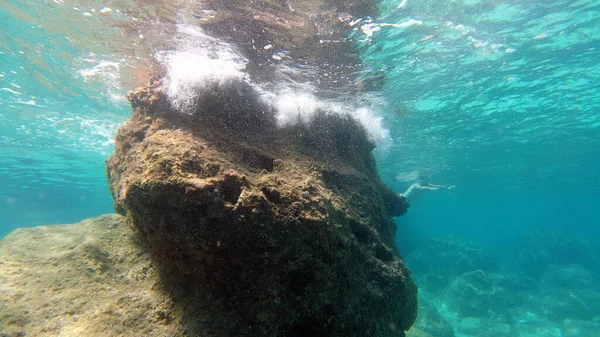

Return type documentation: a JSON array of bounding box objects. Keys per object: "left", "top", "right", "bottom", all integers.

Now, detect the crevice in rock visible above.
[{"left": 260, "top": 186, "right": 282, "bottom": 204}]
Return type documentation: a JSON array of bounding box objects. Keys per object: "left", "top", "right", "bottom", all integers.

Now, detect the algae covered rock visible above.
[
  {"left": 0, "top": 215, "right": 179, "bottom": 337},
  {"left": 105, "top": 81, "right": 416, "bottom": 336}
]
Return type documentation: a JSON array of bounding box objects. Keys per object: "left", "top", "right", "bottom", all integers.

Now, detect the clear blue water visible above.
[
  {"left": 360, "top": 0, "right": 600, "bottom": 249},
  {"left": 0, "top": 1, "right": 130, "bottom": 236},
  {"left": 2, "top": 0, "right": 600, "bottom": 335}
]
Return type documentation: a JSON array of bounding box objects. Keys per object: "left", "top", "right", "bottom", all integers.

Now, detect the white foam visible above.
[
  {"left": 1, "top": 88, "right": 21, "bottom": 95},
  {"left": 361, "top": 24, "right": 382, "bottom": 37},
  {"left": 79, "top": 60, "right": 124, "bottom": 104},
  {"left": 360, "top": 19, "right": 423, "bottom": 37},
  {"left": 269, "top": 87, "right": 390, "bottom": 144},
  {"left": 351, "top": 107, "right": 390, "bottom": 143},
  {"left": 157, "top": 24, "right": 390, "bottom": 145},
  {"left": 273, "top": 90, "right": 323, "bottom": 126},
  {"left": 79, "top": 60, "right": 120, "bottom": 78},
  {"left": 395, "top": 19, "right": 423, "bottom": 28},
  {"left": 156, "top": 24, "right": 248, "bottom": 112}
]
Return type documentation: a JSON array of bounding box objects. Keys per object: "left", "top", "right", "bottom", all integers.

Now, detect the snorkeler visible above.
[{"left": 400, "top": 174, "right": 455, "bottom": 203}]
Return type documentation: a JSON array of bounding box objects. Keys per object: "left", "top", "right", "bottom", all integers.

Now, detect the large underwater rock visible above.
[
  {"left": 104, "top": 81, "right": 416, "bottom": 336},
  {"left": 0, "top": 215, "right": 178, "bottom": 337}
]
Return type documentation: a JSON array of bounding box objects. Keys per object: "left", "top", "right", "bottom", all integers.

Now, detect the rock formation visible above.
[
  {"left": 0, "top": 215, "right": 178, "bottom": 337},
  {"left": 104, "top": 75, "right": 416, "bottom": 336}
]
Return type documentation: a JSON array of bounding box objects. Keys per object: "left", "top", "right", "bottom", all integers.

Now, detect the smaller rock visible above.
[
  {"left": 562, "top": 318, "right": 600, "bottom": 337},
  {"left": 541, "top": 287, "right": 600, "bottom": 321},
  {"left": 457, "top": 317, "right": 482, "bottom": 335},
  {"left": 412, "top": 299, "right": 455, "bottom": 337},
  {"left": 473, "top": 321, "right": 512, "bottom": 337},
  {"left": 405, "top": 328, "right": 433, "bottom": 337},
  {"left": 516, "top": 319, "right": 562, "bottom": 337}
]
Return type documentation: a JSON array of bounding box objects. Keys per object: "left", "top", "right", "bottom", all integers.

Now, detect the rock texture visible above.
[
  {"left": 105, "top": 79, "right": 416, "bottom": 336},
  {"left": 0, "top": 215, "right": 178, "bottom": 337}
]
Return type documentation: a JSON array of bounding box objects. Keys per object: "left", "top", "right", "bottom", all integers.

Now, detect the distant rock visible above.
[
  {"left": 440, "top": 262, "right": 600, "bottom": 327},
  {"left": 470, "top": 321, "right": 513, "bottom": 337},
  {"left": 0, "top": 215, "right": 178, "bottom": 337},
  {"left": 540, "top": 264, "right": 600, "bottom": 291},
  {"left": 515, "top": 227, "right": 599, "bottom": 279},
  {"left": 561, "top": 319, "right": 600, "bottom": 337},
  {"left": 406, "top": 235, "right": 498, "bottom": 291},
  {"left": 411, "top": 299, "right": 455, "bottom": 337},
  {"left": 456, "top": 316, "right": 483, "bottom": 335},
  {"left": 443, "top": 270, "right": 526, "bottom": 320},
  {"left": 103, "top": 81, "right": 416, "bottom": 336},
  {"left": 540, "top": 287, "right": 600, "bottom": 322},
  {"left": 515, "top": 320, "right": 562, "bottom": 337},
  {"left": 405, "top": 328, "right": 433, "bottom": 337}
]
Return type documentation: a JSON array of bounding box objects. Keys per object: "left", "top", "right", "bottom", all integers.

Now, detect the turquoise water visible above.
[
  {"left": 359, "top": 0, "right": 600, "bottom": 245},
  {"left": 2, "top": 0, "right": 600, "bottom": 335},
  {"left": 362, "top": 0, "right": 600, "bottom": 243},
  {"left": 0, "top": 1, "right": 129, "bottom": 236}
]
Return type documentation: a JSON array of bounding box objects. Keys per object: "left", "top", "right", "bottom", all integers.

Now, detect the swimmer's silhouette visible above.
[{"left": 400, "top": 174, "right": 454, "bottom": 204}]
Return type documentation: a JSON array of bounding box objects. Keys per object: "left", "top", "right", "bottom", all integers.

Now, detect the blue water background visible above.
[
  {"left": 0, "top": 1, "right": 128, "bottom": 237},
  {"left": 1, "top": 0, "right": 599, "bottom": 257},
  {"left": 361, "top": 0, "right": 600, "bottom": 257}
]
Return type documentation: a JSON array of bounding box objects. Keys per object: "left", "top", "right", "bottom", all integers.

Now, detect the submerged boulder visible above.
[
  {"left": 0, "top": 215, "right": 178, "bottom": 337},
  {"left": 105, "top": 81, "right": 416, "bottom": 336},
  {"left": 411, "top": 299, "right": 455, "bottom": 337}
]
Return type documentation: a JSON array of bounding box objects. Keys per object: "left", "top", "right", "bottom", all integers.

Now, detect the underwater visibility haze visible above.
[{"left": 1, "top": 0, "right": 600, "bottom": 336}]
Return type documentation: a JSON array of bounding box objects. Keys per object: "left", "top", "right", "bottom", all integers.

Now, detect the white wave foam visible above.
[
  {"left": 79, "top": 60, "right": 124, "bottom": 103},
  {"left": 156, "top": 24, "right": 249, "bottom": 112},
  {"left": 156, "top": 24, "right": 390, "bottom": 145},
  {"left": 273, "top": 90, "right": 322, "bottom": 127},
  {"left": 270, "top": 87, "right": 390, "bottom": 144},
  {"left": 360, "top": 19, "right": 423, "bottom": 37}
]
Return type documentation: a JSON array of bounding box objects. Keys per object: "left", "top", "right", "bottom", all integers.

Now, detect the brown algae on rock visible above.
[{"left": 103, "top": 79, "right": 416, "bottom": 336}]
